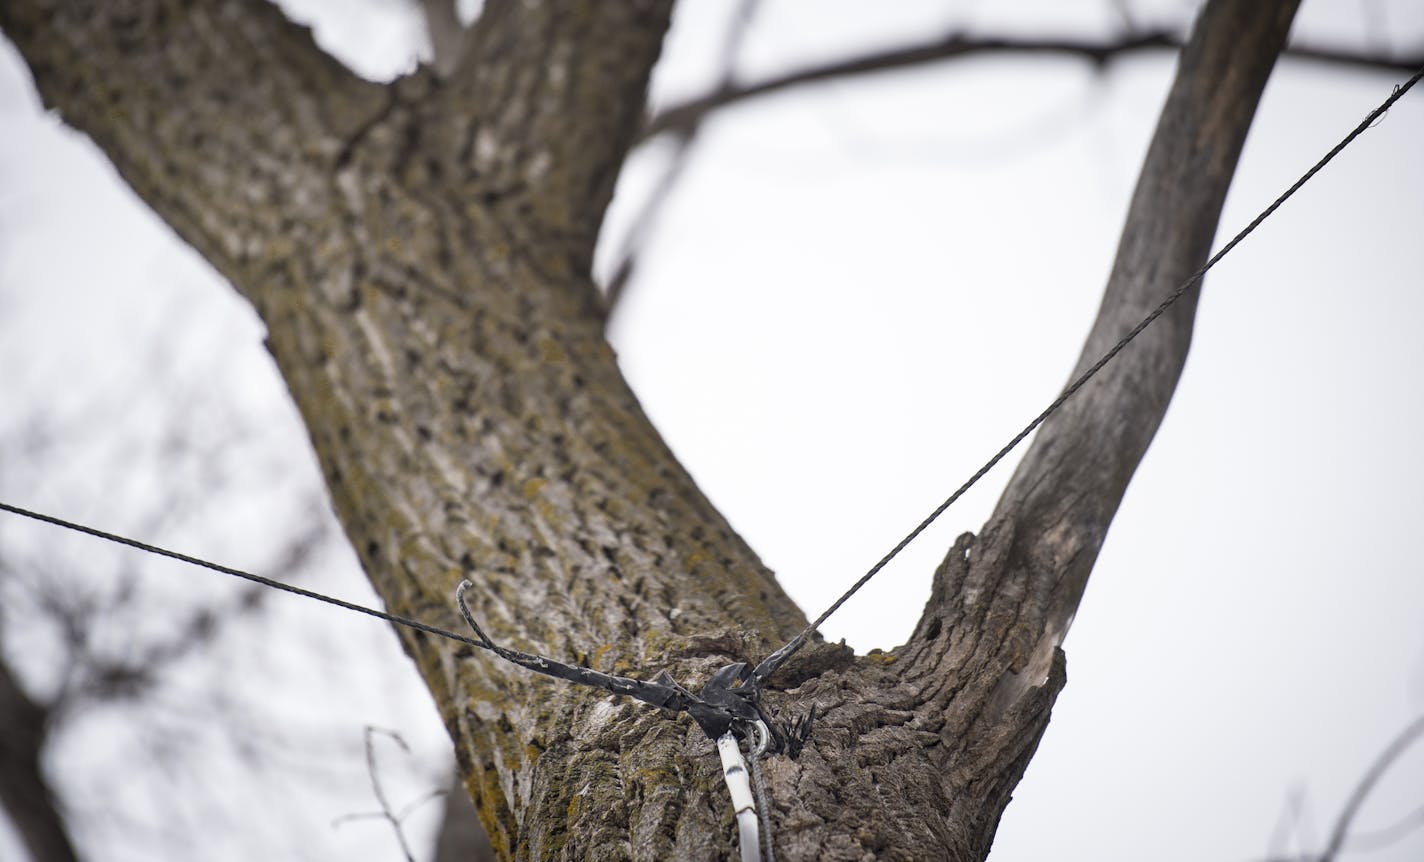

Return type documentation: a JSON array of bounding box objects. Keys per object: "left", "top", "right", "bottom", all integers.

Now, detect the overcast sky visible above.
[{"left": 2, "top": 1, "right": 1422, "bottom": 860}]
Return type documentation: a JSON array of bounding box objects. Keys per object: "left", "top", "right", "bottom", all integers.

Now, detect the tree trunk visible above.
[
  {"left": 0, "top": 639, "right": 79, "bottom": 862},
  {"left": 0, "top": 0, "right": 1296, "bottom": 858}
]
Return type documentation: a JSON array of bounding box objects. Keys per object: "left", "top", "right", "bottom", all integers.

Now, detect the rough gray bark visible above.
[{"left": 0, "top": 0, "right": 1296, "bottom": 859}]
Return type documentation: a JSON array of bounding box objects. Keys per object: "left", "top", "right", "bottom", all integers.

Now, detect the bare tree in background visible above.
[
  {"left": 0, "top": 0, "right": 1418, "bottom": 859},
  {"left": 0, "top": 384, "right": 341, "bottom": 861}
]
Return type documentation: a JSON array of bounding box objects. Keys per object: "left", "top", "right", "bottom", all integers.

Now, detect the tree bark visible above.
[{"left": 0, "top": 0, "right": 1296, "bottom": 859}]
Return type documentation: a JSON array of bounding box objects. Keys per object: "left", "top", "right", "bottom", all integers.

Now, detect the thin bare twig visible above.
[
  {"left": 639, "top": 31, "right": 1424, "bottom": 144},
  {"left": 332, "top": 726, "right": 446, "bottom": 862},
  {"left": 1256, "top": 713, "right": 1424, "bottom": 862},
  {"left": 1318, "top": 714, "right": 1424, "bottom": 862},
  {"left": 1266, "top": 783, "right": 1317, "bottom": 860},
  {"left": 1343, "top": 803, "right": 1424, "bottom": 853},
  {"left": 602, "top": 0, "right": 760, "bottom": 322}
]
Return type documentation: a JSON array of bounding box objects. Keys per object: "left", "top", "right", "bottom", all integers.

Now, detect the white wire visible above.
[{"left": 717, "top": 730, "right": 762, "bottom": 862}]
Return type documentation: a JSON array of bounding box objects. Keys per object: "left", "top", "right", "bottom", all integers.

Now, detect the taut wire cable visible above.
[
  {"left": 749, "top": 62, "right": 1424, "bottom": 685},
  {"left": 0, "top": 500, "right": 485, "bottom": 649}
]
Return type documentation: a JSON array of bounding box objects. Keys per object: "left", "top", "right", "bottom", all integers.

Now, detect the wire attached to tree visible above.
[
  {"left": 0, "top": 60, "right": 1418, "bottom": 862},
  {"left": 0, "top": 501, "right": 489, "bottom": 648},
  {"left": 0, "top": 61, "right": 1416, "bottom": 760}
]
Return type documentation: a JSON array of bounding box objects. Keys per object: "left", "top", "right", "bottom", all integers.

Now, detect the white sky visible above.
[{"left": 2, "top": 1, "right": 1422, "bottom": 860}]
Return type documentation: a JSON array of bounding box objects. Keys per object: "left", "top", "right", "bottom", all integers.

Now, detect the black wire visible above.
[
  {"left": 0, "top": 65, "right": 1420, "bottom": 688},
  {"left": 0, "top": 500, "right": 485, "bottom": 650},
  {"left": 751, "top": 62, "right": 1424, "bottom": 684}
]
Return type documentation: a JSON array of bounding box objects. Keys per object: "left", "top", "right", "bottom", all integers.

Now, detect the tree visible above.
[
  {"left": 0, "top": 346, "right": 365, "bottom": 862},
  {"left": 1, "top": 0, "right": 1419, "bottom": 859}
]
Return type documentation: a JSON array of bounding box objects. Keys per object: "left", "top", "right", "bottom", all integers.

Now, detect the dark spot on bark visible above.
[
  {"left": 922, "top": 616, "right": 943, "bottom": 642},
  {"left": 416, "top": 424, "right": 432, "bottom": 441},
  {"left": 460, "top": 552, "right": 476, "bottom": 570},
  {"left": 338, "top": 279, "right": 362, "bottom": 312},
  {"left": 367, "top": 540, "right": 380, "bottom": 558},
  {"left": 452, "top": 739, "right": 473, "bottom": 773},
  {"left": 497, "top": 714, "right": 514, "bottom": 734}
]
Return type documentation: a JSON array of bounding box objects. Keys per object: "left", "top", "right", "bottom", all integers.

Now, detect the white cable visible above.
[{"left": 717, "top": 730, "right": 761, "bottom": 862}]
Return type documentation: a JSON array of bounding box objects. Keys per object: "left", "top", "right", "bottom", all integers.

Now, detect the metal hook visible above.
[{"left": 750, "top": 719, "right": 770, "bottom": 759}]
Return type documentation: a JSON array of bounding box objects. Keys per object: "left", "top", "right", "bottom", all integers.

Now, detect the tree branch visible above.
[
  {"left": 418, "top": 0, "right": 466, "bottom": 78},
  {"left": 640, "top": 30, "right": 1418, "bottom": 144},
  {"left": 426, "top": 0, "right": 677, "bottom": 276},
  {"left": 982, "top": 0, "right": 1301, "bottom": 644},
  {"left": 1255, "top": 714, "right": 1424, "bottom": 862},
  {"left": 0, "top": 0, "right": 388, "bottom": 289},
  {"left": 602, "top": 0, "right": 761, "bottom": 322},
  {"left": 0, "top": 626, "right": 79, "bottom": 862},
  {"left": 876, "top": 1, "right": 1296, "bottom": 854},
  {"left": 1318, "top": 714, "right": 1424, "bottom": 862}
]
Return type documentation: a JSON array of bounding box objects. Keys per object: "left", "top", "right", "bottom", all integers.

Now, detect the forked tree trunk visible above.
[{"left": 0, "top": 0, "right": 1296, "bottom": 858}]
